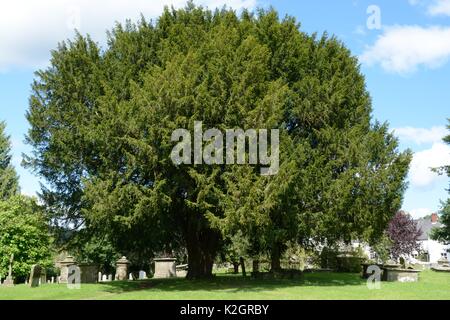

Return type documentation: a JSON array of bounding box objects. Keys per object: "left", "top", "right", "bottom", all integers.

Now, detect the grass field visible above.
[{"left": 0, "top": 271, "right": 449, "bottom": 300}]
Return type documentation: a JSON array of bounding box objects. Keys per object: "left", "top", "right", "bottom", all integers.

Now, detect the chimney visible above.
[{"left": 431, "top": 213, "right": 438, "bottom": 223}]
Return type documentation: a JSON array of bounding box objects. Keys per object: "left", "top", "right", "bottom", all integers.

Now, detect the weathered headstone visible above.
[
  {"left": 3, "top": 254, "right": 14, "bottom": 287},
  {"left": 108, "top": 274, "right": 113, "bottom": 281},
  {"left": 98, "top": 272, "right": 102, "bottom": 282},
  {"left": 153, "top": 258, "right": 177, "bottom": 278},
  {"left": 128, "top": 273, "right": 133, "bottom": 280},
  {"left": 40, "top": 270, "right": 47, "bottom": 285},
  {"left": 138, "top": 270, "right": 147, "bottom": 280},
  {"left": 115, "top": 256, "right": 129, "bottom": 281},
  {"left": 29, "top": 264, "right": 42, "bottom": 287},
  {"left": 59, "top": 256, "right": 77, "bottom": 284},
  {"left": 79, "top": 263, "right": 99, "bottom": 283},
  {"left": 67, "top": 265, "right": 81, "bottom": 289},
  {"left": 102, "top": 274, "right": 107, "bottom": 282}
]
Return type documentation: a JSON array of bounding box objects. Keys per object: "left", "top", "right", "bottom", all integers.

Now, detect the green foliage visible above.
[
  {"left": 319, "top": 246, "right": 339, "bottom": 270},
  {"left": 431, "top": 199, "right": 450, "bottom": 243},
  {"left": 70, "top": 233, "right": 121, "bottom": 273},
  {"left": 25, "top": 3, "right": 411, "bottom": 276},
  {"left": 0, "top": 121, "right": 19, "bottom": 200},
  {"left": 0, "top": 195, "right": 53, "bottom": 281},
  {"left": 431, "top": 120, "right": 450, "bottom": 242},
  {"left": 319, "top": 245, "right": 367, "bottom": 272},
  {"left": 220, "top": 231, "right": 251, "bottom": 264},
  {"left": 371, "top": 233, "right": 393, "bottom": 263}
]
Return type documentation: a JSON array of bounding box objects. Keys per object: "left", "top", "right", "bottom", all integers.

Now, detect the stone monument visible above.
[
  {"left": 153, "top": 257, "right": 177, "bottom": 278},
  {"left": 115, "top": 256, "right": 130, "bottom": 281},
  {"left": 79, "top": 263, "right": 99, "bottom": 283},
  {"left": 138, "top": 270, "right": 147, "bottom": 280},
  {"left": 29, "top": 264, "right": 42, "bottom": 287},
  {"left": 3, "top": 254, "right": 14, "bottom": 287},
  {"left": 59, "top": 256, "right": 77, "bottom": 284}
]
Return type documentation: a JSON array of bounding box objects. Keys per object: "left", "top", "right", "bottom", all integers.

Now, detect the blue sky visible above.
[{"left": 0, "top": 0, "right": 449, "bottom": 218}]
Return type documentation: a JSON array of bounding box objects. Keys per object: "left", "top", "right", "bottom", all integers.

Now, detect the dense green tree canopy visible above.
[
  {"left": 0, "top": 195, "right": 53, "bottom": 281},
  {"left": 0, "top": 121, "right": 20, "bottom": 200},
  {"left": 25, "top": 3, "right": 411, "bottom": 277}
]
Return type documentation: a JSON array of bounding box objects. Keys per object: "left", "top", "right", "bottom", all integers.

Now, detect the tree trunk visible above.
[
  {"left": 185, "top": 216, "right": 221, "bottom": 279},
  {"left": 232, "top": 262, "right": 239, "bottom": 274},
  {"left": 271, "top": 243, "right": 282, "bottom": 272},
  {"left": 240, "top": 257, "right": 246, "bottom": 277},
  {"left": 252, "top": 259, "right": 260, "bottom": 273}
]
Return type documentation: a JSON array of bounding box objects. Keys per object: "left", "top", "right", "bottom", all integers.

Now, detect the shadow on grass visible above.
[{"left": 100, "top": 272, "right": 367, "bottom": 294}]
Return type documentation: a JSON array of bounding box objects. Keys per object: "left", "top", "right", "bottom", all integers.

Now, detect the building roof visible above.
[{"left": 416, "top": 218, "right": 442, "bottom": 241}]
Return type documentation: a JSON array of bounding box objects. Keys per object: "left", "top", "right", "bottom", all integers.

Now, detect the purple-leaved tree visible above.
[{"left": 387, "top": 211, "right": 422, "bottom": 260}]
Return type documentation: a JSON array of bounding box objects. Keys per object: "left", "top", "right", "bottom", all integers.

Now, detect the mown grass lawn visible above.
[{"left": 0, "top": 271, "right": 449, "bottom": 300}]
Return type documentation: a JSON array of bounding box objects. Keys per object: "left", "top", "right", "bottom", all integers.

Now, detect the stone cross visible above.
[{"left": 3, "top": 254, "right": 15, "bottom": 287}]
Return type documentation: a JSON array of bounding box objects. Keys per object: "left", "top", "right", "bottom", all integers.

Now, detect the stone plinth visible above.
[
  {"left": 3, "top": 276, "right": 14, "bottom": 287},
  {"left": 437, "top": 257, "right": 449, "bottom": 266},
  {"left": 153, "top": 258, "right": 177, "bottom": 278},
  {"left": 59, "top": 256, "right": 77, "bottom": 284},
  {"left": 115, "top": 256, "right": 130, "bottom": 281},
  {"left": 79, "top": 263, "right": 99, "bottom": 283},
  {"left": 431, "top": 266, "right": 450, "bottom": 272},
  {"left": 383, "top": 268, "right": 420, "bottom": 282}
]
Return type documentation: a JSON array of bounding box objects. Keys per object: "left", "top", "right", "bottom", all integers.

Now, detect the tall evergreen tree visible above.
[
  {"left": 432, "top": 119, "right": 450, "bottom": 242},
  {"left": 25, "top": 4, "right": 411, "bottom": 277},
  {"left": 0, "top": 121, "right": 20, "bottom": 199}
]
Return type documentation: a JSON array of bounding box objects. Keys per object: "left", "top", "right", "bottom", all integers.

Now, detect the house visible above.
[{"left": 413, "top": 213, "right": 450, "bottom": 264}]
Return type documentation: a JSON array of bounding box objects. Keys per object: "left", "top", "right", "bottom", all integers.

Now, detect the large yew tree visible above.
[{"left": 25, "top": 4, "right": 411, "bottom": 278}]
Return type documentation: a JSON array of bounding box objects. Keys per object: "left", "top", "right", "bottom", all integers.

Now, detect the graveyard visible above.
[
  {"left": 0, "top": 270, "right": 449, "bottom": 300},
  {"left": 1, "top": 2, "right": 450, "bottom": 303}
]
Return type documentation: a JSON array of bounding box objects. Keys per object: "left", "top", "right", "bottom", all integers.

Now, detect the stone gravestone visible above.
[
  {"left": 138, "top": 270, "right": 147, "bottom": 280},
  {"left": 29, "top": 264, "right": 42, "bottom": 287},
  {"left": 108, "top": 274, "right": 113, "bottom": 281},
  {"left": 115, "top": 256, "right": 130, "bottom": 281},
  {"left": 98, "top": 272, "right": 102, "bottom": 282},
  {"left": 3, "top": 254, "right": 15, "bottom": 287},
  {"left": 153, "top": 258, "right": 177, "bottom": 278},
  {"left": 40, "top": 269, "right": 47, "bottom": 285},
  {"left": 59, "top": 256, "right": 77, "bottom": 284},
  {"left": 102, "top": 274, "right": 108, "bottom": 282},
  {"left": 79, "top": 263, "right": 99, "bottom": 283}
]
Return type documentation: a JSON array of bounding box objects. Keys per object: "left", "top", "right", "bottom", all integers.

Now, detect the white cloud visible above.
[
  {"left": 393, "top": 126, "right": 448, "bottom": 145},
  {"left": 409, "top": 142, "right": 450, "bottom": 188},
  {"left": 0, "top": 0, "right": 256, "bottom": 72},
  {"left": 428, "top": 0, "right": 450, "bottom": 16},
  {"left": 408, "top": 207, "right": 432, "bottom": 219},
  {"left": 360, "top": 25, "right": 450, "bottom": 74}
]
